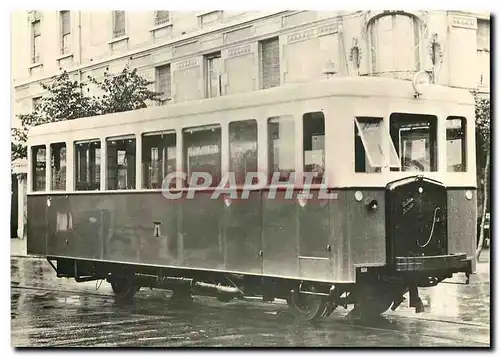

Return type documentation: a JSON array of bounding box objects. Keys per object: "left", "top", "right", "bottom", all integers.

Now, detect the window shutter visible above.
[
  {"left": 477, "top": 20, "right": 490, "bottom": 51},
  {"left": 113, "top": 11, "right": 125, "bottom": 37},
  {"left": 261, "top": 38, "right": 280, "bottom": 89},
  {"left": 157, "top": 65, "right": 172, "bottom": 99},
  {"left": 61, "top": 11, "right": 70, "bottom": 35}
]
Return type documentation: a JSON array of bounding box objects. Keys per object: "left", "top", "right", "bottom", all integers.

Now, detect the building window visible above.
[
  {"left": 51, "top": 142, "right": 66, "bottom": 191},
  {"left": 31, "top": 19, "right": 41, "bottom": 63},
  {"left": 205, "top": 52, "right": 222, "bottom": 98},
  {"left": 354, "top": 117, "right": 399, "bottom": 173},
  {"left": 229, "top": 120, "right": 258, "bottom": 185},
  {"left": 368, "top": 13, "right": 421, "bottom": 77},
  {"left": 142, "top": 131, "right": 176, "bottom": 189},
  {"left": 32, "top": 145, "right": 46, "bottom": 191},
  {"left": 107, "top": 136, "right": 136, "bottom": 190},
  {"left": 268, "top": 116, "right": 295, "bottom": 182},
  {"left": 477, "top": 19, "right": 490, "bottom": 50},
  {"left": 156, "top": 64, "right": 171, "bottom": 105},
  {"left": 303, "top": 112, "right": 325, "bottom": 183},
  {"left": 59, "top": 11, "right": 71, "bottom": 55},
  {"left": 477, "top": 19, "right": 490, "bottom": 87},
  {"left": 32, "top": 97, "right": 42, "bottom": 112},
  {"left": 446, "top": 117, "right": 467, "bottom": 172},
  {"left": 183, "top": 125, "right": 221, "bottom": 187},
  {"left": 112, "top": 11, "right": 126, "bottom": 38},
  {"left": 75, "top": 140, "right": 101, "bottom": 191},
  {"left": 389, "top": 113, "right": 438, "bottom": 172},
  {"left": 260, "top": 37, "right": 280, "bottom": 89},
  {"left": 154, "top": 11, "right": 170, "bottom": 26}
]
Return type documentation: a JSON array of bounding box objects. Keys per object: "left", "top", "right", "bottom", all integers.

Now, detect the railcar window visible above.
[
  {"left": 75, "top": 140, "right": 101, "bottom": 191},
  {"left": 183, "top": 125, "right": 221, "bottom": 187},
  {"left": 229, "top": 120, "right": 258, "bottom": 185},
  {"left": 354, "top": 117, "right": 399, "bottom": 173},
  {"left": 107, "top": 137, "right": 136, "bottom": 190},
  {"left": 50, "top": 142, "right": 66, "bottom": 191},
  {"left": 268, "top": 116, "right": 295, "bottom": 182},
  {"left": 446, "top": 117, "right": 467, "bottom": 172},
  {"left": 303, "top": 112, "right": 325, "bottom": 183},
  {"left": 31, "top": 145, "right": 46, "bottom": 191},
  {"left": 142, "top": 132, "right": 176, "bottom": 189},
  {"left": 389, "top": 113, "right": 437, "bottom": 172}
]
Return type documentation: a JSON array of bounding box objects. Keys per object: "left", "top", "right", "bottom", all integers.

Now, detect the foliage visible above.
[
  {"left": 472, "top": 92, "right": 491, "bottom": 260},
  {"left": 473, "top": 92, "right": 491, "bottom": 168},
  {"left": 11, "top": 67, "right": 162, "bottom": 161},
  {"left": 89, "top": 66, "right": 162, "bottom": 115}
]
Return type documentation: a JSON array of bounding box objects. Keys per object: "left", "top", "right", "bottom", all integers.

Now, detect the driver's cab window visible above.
[
  {"left": 354, "top": 117, "right": 399, "bottom": 173},
  {"left": 389, "top": 113, "right": 438, "bottom": 172}
]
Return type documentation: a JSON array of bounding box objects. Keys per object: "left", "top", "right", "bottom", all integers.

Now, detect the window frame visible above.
[
  {"left": 354, "top": 116, "right": 400, "bottom": 172},
  {"left": 204, "top": 52, "right": 222, "bottom": 98},
  {"left": 259, "top": 37, "right": 280, "bottom": 90},
  {"left": 141, "top": 130, "right": 177, "bottom": 189},
  {"left": 31, "top": 19, "right": 41, "bottom": 64},
  {"left": 228, "top": 119, "right": 259, "bottom": 186},
  {"left": 446, "top": 116, "right": 467, "bottom": 172},
  {"left": 32, "top": 97, "right": 42, "bottom": 112},
  {"left": 31, "top": 145, "right": 46, "bottom": 192},
  {"left": 267, "top": 115, "right": 296, "bottom": 183},
  {"left": 367, "top": 12, "right": 422, "bottom": 76},
  {"left": 154, "top": 11, "right": 171, "bottom": 26},
  {"left": 389, "top": 113, "right": 438, "bottom": 173},
  {"left": 60, "top": 10, "right": 71, "bottom": 55},
  {"left": 112, "top": 10, "right": 126, "bottom": 39},
  {"left": 50, "top": 142, "right": 67, "bottom": 191},
  {"left": 302, "top": 112, "right": 326, "bottom": 183},
  {"left": 106, "top": 135, "right": 137, "bottom": 190},
  {"left": 74, "top": 139, "right": 102, "bottom": 191},
  {"left": 183, "top": 124, "right": 222, "bottom": 188},
  {"left": 156, "top": 64, "right": 172, "bottom": 104}
]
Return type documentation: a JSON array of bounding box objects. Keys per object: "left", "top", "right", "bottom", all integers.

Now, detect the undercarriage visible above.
[{"left": 48, "top": 256, "right": 473, "bottom": 322}]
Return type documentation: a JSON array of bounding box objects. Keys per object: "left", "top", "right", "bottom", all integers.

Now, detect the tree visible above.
[
  {"left": 473, "top": 92, "right": 491, "bottom": 261},
  {"left": 11, "top": 67, "right": 162, "bottom": 161},
  {"left": 11, "top": 70, "right": 99, "bottom": 161},
  {"left": 89, "top": 65, "right": 162, "bottom": 114}
]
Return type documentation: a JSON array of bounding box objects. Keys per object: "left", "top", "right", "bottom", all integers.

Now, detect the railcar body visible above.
[{"left": 26, "top": 75, "right": 476, "bottom": 320}]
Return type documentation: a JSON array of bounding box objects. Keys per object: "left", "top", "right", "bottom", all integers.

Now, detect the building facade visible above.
[{"left": 11, "top": 10, "right": 490, "bottom": 238}]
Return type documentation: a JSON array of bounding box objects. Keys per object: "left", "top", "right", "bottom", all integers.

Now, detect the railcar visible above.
[{"left": 26, "top": 73, "right": 476, "bottom": 321}]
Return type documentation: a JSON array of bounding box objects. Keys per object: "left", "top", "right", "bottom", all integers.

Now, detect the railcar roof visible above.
[{"left": 28, "top": 76, "right": 474, "bottom": 139}]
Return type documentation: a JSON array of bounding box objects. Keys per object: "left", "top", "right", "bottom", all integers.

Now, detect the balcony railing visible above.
[
  {"left": 155, "top": 14, "right": 170, "bottom": 26},
  {"left": 113, "top": 28, "right": 126, "bottom": 38}
]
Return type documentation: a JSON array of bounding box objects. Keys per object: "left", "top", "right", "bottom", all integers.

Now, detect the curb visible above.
[{"left": 11, "top": 255, "right": 45, "bottom": 259}]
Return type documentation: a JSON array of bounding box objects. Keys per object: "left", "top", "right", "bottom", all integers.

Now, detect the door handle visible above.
[
  {"left": 258, "top": 250, "right": 263, "bottom": 258},
  {"left": 326, "top": 244, "right": 332, "bottom": 252}
]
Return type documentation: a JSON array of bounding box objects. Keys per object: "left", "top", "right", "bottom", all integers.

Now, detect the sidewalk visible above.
[{"left": 10, "top": 238, "right": 27, "bottom": 257}]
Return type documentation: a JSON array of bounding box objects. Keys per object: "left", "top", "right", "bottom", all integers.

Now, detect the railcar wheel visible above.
[
  {"left": 110, "top": 275, "right": 139, "bottom": 303},
  {"left": 321, "top": 300, "right": 338, "bottom": 317},
  {"left": 287, "top": 288, "right": 327, "bottom": 322},
  {"left": 347, "top": 283, "right": 407, "bottom": 321}
]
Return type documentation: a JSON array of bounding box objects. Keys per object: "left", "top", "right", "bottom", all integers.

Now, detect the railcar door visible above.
[{"left": 296, "top": 190, "right": 334, "bottom": 281}]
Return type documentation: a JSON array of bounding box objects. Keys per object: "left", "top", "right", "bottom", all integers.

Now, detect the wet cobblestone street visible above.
[{"left": 11, "top": 255, "right": 490, "bottom": 347}]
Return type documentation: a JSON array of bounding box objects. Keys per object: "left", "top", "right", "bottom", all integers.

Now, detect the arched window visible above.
[{"left": 368, "top": 13, "right": 421, "bottom": 77}]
